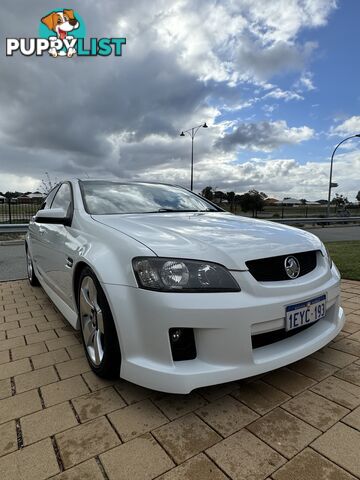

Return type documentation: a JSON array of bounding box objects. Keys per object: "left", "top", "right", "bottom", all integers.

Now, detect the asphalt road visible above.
[
  {"left": 305, "top": 225, "right": 360, "bottom": 242},
  {"left": 0, "top": 243, "right": 27, "bottom": 281},
  {"left": 0, "top": 226, "right": 359, "bottom": 282}
]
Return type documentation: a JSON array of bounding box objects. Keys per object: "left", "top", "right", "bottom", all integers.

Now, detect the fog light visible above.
[
  {"left": 169, "top": 328, "right": 197, "bottom": 361},
  {"left": 170, "top": 328, "right": 182, "bottom": 343}
]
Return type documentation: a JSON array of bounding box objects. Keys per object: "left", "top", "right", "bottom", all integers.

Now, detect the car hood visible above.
[{"left": 93, "top": 212, "right": 323, "bottom": 270}]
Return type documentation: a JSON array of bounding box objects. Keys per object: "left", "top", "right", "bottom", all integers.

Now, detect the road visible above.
[
  {"left": 0, "top": 243, "right": 27, "bottom": 281},
  {"left": 0, "top": 226, "right": 359, "bottom": 282},
  {"left": 305, "top": 225, "right": 360, "bottom": 242}
]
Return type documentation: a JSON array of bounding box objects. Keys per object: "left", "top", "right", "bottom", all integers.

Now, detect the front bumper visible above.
[{"left": 104, "top": 258, "right": 344, "bottom": 394}]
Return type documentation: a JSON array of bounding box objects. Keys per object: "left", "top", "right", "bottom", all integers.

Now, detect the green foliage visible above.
[
  {"left": 325, "top": 241, "right": 360, "bottom": 280},
  {"left": 201, "top": 186, "right": 214, "bottom": 200},
  {"left": 237, "top": 190, "right": 266, "bottom": 216},
  {"left": 332, "top": 193, "right": 349, "bottom": 206}
]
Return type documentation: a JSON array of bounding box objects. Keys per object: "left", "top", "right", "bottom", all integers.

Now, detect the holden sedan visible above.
[{"left": 26, "top": 180, "right": 345, "bottom": 393}]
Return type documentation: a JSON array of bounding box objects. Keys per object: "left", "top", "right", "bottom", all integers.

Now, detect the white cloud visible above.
[
  {"left": 295, "top": 71, "right": 316, "bottom": 91},
  {"left": 150, "top": 0, "right": 335, "bottom": 84},
  {"left": 216, "top": 120, "right": 314, "bottom": 152},
  {"left": 262, "top": 104, "right": 279, "bottom": 117},
  {"left": 0, "top": 174, "right": 40, "bottom": 194},
  {"left": 263, "top": 88, "right": 304, "bottom": 102},
  {"left": 136, "top": 151, "right": 360, "bottom": 202},
  {"left": 331, "top": 116, "right": 360, "bottom": 136},
  {"left": 243, "top": 0, "right": 337, "bottom": 43}
]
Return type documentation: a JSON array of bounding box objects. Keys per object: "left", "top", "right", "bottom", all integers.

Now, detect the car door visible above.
[
  {"left": 30, "top": 185, "right": 60, "bottom": 279},
  {"left": 34, "top": 182, "right": 75, "bottom": 304}
]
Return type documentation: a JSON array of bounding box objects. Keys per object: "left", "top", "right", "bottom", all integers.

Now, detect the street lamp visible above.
[
  {"left": 327, "top": 134, "right": 360, "bottom": 217},
  {"left": 180, "top": 122, "right": 208, "bottom": 191}
]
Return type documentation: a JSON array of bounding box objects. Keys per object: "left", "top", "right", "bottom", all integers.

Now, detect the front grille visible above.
[
  {"left": 246, "top": 250, "right": 317, "bottom": 282},
  {"left": 252, "top": 321, "right": 317, "bottom": 349}
]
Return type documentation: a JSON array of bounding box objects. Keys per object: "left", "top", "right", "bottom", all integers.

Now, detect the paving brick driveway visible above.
[{"left": 0, "top": 280, "right": 360, "bottom": 480}]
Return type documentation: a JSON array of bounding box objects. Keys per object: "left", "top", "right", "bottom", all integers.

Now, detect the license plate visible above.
[{"left": 285, "top": 294, "right": 326, "bottom": 332}]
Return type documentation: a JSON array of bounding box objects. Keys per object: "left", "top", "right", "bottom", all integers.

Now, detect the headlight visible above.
[
  {"left": 132, "top": 257, "right": 240, "bottom": 292},
  {"left": 323, "top": 245, "right": 333, "bottom": 269}
]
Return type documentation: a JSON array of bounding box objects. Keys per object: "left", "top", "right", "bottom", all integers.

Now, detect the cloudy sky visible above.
[{"left": 0, "top": 0, "right": 359, "bottom": 200}]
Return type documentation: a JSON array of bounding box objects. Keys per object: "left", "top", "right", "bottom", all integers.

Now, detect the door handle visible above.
[{"left": 38, "top": 227, "right": 45, "bottom": 236}]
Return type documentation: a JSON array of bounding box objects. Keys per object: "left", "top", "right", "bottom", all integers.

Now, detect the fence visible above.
[
  {"left": 0, "top": 199, "right": 42, "bottom": 224},
  {"left": 220, "top": 203, "right": 360, "bottom": 219}
]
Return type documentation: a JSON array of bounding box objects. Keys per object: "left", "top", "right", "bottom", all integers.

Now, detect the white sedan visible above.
[{"left": 26, "top": 179, "right": 345, "bottom": 393}]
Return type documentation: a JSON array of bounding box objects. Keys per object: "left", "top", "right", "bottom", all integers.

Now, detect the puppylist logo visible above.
[{"left": 6, "top": 9, "right": 126, "bottom": 58}]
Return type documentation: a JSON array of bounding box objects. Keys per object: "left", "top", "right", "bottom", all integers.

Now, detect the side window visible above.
[{"left": 51, "top": 183, "right": 72, "bottom": 214}]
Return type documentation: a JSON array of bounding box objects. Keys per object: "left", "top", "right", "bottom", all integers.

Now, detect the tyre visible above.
[
  {"left": 26, "top": 246, "right": 40, "bottom": 286},
  {"left": 78, "top": 267, "right": 121, "bottom": 379}
]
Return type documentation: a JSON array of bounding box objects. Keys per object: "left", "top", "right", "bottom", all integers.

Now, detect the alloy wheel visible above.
[
  {"left": 27, "top": 251, "right": 33, "bottom": 280},
  {"left": 79, "top": 276, "right": 105, "bottom": 366}
]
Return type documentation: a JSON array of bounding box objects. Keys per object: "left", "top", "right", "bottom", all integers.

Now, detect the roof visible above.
[
  {"left": 275, "top": 198, "right": 302, "bottom": 204},
  {"left": 27, "top": 193, "right": 45, "bottom": 198}
]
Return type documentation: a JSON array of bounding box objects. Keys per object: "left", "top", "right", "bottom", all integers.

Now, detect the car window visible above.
[
  {"left": 80, "top": 181, "right": 219, "bottom": 215},
  {"left": 51, "top": 183, "right": 72, "bottom": 213}
]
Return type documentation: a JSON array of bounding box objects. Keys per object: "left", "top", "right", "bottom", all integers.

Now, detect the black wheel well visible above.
[{"left": 73, "top": 261, "right": 89, "bottom": 309}]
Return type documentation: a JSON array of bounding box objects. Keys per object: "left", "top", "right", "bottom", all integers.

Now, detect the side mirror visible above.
[{"left": 35, "top": 208, "right": 71, "bottom": 226}]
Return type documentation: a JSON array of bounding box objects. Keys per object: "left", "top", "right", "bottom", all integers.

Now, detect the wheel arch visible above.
[
  {"left": 73, "top": 260, "right": 93, "bottom": 310},
  {"left": 73, "top": 259, "right": 122, "bottom": 378},
  {"left": 72, "top": 260, "right": 116, "bottom": 326}
]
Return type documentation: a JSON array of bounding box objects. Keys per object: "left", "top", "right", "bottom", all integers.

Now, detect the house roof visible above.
[
  {"left": 27, "top": 193, "right": 44, "bottom": 198},
  {"left": 275, "top": 198, "right": 302, "bottom": 204}
]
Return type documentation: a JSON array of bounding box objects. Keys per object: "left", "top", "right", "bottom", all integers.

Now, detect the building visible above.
[
  {"left": 27, "top": 192, "right": 45, "bottom": 200},
  {"left": 15, "top": 192, "right": 45, "bottom": 204},
  {"left": 275, "top": 198, "right": 303, "bottom": 206},
  {"left": 264, "top": 197, "right": 280, "bottom": 206}
]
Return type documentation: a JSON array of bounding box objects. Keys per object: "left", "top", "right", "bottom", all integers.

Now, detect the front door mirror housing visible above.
[{"left": 35, "top": 208, "right": 71, "bottom": 226}]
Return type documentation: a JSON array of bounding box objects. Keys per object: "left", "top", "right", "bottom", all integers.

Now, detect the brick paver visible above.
[
  {"left": 72, "top": 387, "right": 126, "bottom": 423},
  {"left": 0, "top": 279, "right": 359, "bottom": 479}
]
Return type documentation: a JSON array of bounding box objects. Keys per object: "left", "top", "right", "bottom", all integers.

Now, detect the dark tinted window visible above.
[
  {"left": 51, "top": 183, "right": 72, "bottom": 213},
  {"left": 81, "top": 182, "right": 218, "bottom": 215}
]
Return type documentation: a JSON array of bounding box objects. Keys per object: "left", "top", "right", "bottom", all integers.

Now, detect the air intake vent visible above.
[{"left": 246, "top": 250, "right": 317, "bottom": 282}]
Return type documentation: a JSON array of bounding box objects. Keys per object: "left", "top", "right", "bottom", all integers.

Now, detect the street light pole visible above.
[
  {"left": 326, "top": 134, "right": 360, "bottom": 217},
  {"left": 180, "top": 122, "right": 208, "bottom": 191}
]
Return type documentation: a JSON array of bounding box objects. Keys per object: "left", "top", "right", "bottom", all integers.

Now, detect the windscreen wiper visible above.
[
  {"left": 156, "top": 208, "right": 215, "bottom": 213},
  {"left": 157, "top": 208, "right": 198, "bottom": 212}
]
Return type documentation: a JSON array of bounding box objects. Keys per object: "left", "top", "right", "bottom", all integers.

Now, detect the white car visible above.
[{"left": 26, "top": 179, "right": 345, "bottom": 393}]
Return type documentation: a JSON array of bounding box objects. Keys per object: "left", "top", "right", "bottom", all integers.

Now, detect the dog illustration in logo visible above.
[{"left": 41, "top": 9, "right": 79, "bottom": 58}]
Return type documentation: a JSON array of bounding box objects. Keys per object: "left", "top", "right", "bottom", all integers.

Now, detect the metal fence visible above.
[
  {"left": 221, "top": 203, "right": 360, "bottom": 219},
  {"left": 0, "top": 199, "right": 42, "bottom": 224}
]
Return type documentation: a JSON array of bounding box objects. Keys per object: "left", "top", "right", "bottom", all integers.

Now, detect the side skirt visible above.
[{"left": 37, "top": 274, "right": 80, "bottom": 330}]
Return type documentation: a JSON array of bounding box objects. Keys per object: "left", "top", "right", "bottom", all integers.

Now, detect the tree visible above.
[
  {"left": 213, "top": 190, "right": 226, "bottom": 203},
  {"left": 332, "top": 193, "right": 348, "bottom": 206},
  {"left": 226, "top": 191, "right": 235, "bottom": 212},
  {"left": 4, "top": 191, "right": 22, "bottom": 199},
  {"left": 300, "top": 199, "right": 307, "bottom": 205},
  {"left": 201, "top": 186, "right": 214, "bottom": 201},
  {"left": 40, "top": 172, "right": 59, "bottom": 194},
  {"left": 356, "top": 191, "right": 360, "bottom": 203},
  {"left": 332, "top": 193, "right": 349, "bottom": 212},
  {"left": 238, "top": 190, "right": 266, "bottom": 217}
]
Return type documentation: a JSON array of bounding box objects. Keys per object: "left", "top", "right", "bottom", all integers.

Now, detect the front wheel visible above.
[
  {"left": 78, "top": 267, "right": 121, "bottom": 379},
  {"left": 26, "top": 247, "right": 40, "bottom": 286}
]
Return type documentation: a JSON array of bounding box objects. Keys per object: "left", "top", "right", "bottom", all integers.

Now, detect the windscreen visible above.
[{"left": 80, "top": 181, "right": 219, "bottom": 215}]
